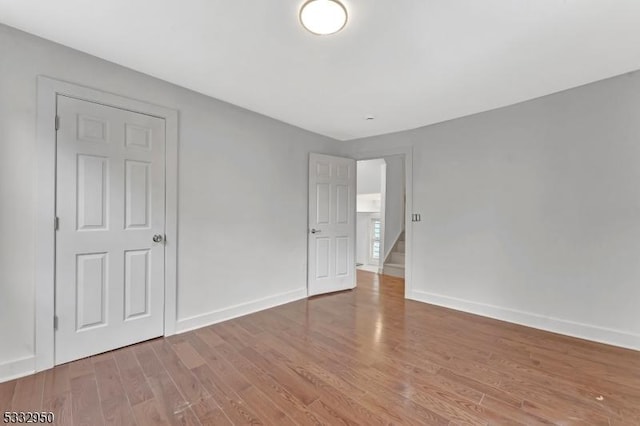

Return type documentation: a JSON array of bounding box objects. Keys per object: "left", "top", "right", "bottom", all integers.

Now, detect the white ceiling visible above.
[{"left": 1, "top": 1, "right": 640, "bottom": 140}]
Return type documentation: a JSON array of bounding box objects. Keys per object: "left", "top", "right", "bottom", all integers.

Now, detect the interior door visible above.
[
  {"left": 55, "top": 95, "right": 166, "bottom": 365},
  {"left": 308, "top": 153, "right": 356, "bottom": 296}
]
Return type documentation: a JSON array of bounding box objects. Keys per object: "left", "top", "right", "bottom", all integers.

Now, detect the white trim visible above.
[
  {"left": 378, "top": 161, "right": 387, "bottom": 266},
  {"left": 410, "top": 290, "right": 640, "bottom": 351},
  {"left": 175, "top": 288, "right": 307, "bottom": 333},
  {"left": 35, "top": 76, "right": 179, "bottom": 372},
  {"left": 0, "top": 356, "right": 36, "bottom": 383},
  {"left": 352, "top": 146, "right": 413, "bottom": 298}
]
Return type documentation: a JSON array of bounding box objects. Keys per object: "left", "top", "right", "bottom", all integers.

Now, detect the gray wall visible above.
[
  {"left": 349, "top": 71, "right": 640, "bottom": 349},
  {"left": 0, "top": 23, "right": 342, "bottom": 377},
  {"left": 356, "top": 159, "right": 384, "bottom": 195}
]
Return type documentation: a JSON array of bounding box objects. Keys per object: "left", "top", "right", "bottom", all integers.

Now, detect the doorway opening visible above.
[{"left": 356, "top": 156, "right": 405, "bottom": 278}]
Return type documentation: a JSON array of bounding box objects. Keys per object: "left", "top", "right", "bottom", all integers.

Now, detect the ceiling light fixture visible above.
[{"left": 299, "top": 0, "right": 348, "bottom": 35}]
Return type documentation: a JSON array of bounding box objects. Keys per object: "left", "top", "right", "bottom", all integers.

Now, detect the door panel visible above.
[
  {"left": 335, "top": 237, "right": 349, "bottom": 276},
  {"left": 125, "top": 160, "right": 151, "bottom": 228},
  {"left": 77, "top": 155, "right": 108, "bottom": 230},
  {"left": 78, "top": 115, "right": 108, "bottom": 143},
  {"left": 316, "top": 183, "right": 330, "bottom": 224},
  {"left": 75, "top": 252, "right": 107, "bottom": 330},
  {"left": 124, "top": 249, "right": 151, "bottom": 320},
  {"left": 308, "top": 153, "right": 356, "bottom": 296},
  {"left": 55, "top": 95, "right": 165, "bottom": 365},
  {"left": 125, "top": 123, "right": 152, "bottom": 150},
  {"left": 315, "top": 237, "right": 331, "bottom": 279},
  {"left": 336, "top": 184, "right": 349, "bottom": 224}
]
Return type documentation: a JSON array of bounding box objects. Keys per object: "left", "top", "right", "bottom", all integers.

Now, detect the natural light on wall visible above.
[{"left": 299, "top": 0, "right": 348, "bottom": 35}]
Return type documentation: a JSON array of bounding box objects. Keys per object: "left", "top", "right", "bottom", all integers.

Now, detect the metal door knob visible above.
[
  {"left": 310, "top": 229, "right": 321, "bottom": 234},
  {"left": 152, "top": 234, "right": 163, "bottom": 243}
]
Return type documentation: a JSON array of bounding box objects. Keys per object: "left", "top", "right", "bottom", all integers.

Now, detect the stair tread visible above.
[{"left": 384, "top": 262, "right": 405, "bottom": 268}]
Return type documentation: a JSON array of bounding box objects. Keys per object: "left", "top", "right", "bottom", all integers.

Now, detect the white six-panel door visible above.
[
  {"left": 308, "top": 153, "right": 356, "bottom": 296},
  {"left": 55, "top": 95, "right": 166, "bottom": 364}
]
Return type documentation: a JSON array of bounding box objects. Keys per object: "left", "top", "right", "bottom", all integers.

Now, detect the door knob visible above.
[
  {"left": 152, "top": 234, "right": 164, "bottom": 243},
  {"left": 310, "top": 229, "right": 321, "bottom": 234}
]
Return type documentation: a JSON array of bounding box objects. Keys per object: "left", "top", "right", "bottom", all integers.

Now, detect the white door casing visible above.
[
  {"left": 55, "top": 95, "right": 166, "bottom": 364},
  {"left": 308, "top": 153, "right": 356, "bottom": 296}
]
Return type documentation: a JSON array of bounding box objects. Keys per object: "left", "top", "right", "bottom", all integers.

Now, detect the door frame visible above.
[
  {"left": 378, "top": 160, "right": 387, "bottom": 272},
  {"left": 35, "top": 76, "right": 179, "bottom": 371},
  {"left": 352, "top": 146, "right": 413, "bottom": 298}
]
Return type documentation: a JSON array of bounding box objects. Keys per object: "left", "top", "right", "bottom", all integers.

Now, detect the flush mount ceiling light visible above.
[{"left": 300, "top": 0, "right": 348, "bottom": 35}]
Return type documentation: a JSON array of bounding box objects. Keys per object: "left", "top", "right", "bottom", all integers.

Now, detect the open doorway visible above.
[
  {"left": 356, "top": 159, "right": 385, "bottom": 273},
  {"left": 356, "top": 156, "right": 405, "bottom": 278}
]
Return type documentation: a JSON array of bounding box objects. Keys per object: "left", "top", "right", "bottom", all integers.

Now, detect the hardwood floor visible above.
[{"left": 2, "top": 271, "right": 640, "bottom": 425}]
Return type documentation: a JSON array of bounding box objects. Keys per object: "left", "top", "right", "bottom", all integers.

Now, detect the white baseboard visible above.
[
  {"left": 409, "top": 290, "right": 640, "bottom": 351},
  {"left": 356, "top": 264, "right": 379, "bottom": 274},
  {"left": 0, "top": 355, "right": 35, "bottom": 383},
  {"left": 175, "top": 287, "right": 307, "bottom": 334}
]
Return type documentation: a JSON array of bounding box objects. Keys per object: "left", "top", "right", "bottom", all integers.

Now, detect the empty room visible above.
[{"left": 1, "top": 0, "right": 640, "bottom": 424}]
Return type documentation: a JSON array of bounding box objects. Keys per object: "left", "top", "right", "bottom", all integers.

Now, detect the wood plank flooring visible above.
[{"left": 2, "top": 271, "right": 640, "bottom": 425}]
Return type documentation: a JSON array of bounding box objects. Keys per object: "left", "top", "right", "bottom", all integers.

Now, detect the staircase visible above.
[{"left": 383, "top": 231, "right": 405, "bottom": 278}]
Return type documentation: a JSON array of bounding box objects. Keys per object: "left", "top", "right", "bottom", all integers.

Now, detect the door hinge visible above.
[
  {"left": 54, "top": 216, "right": 59, "bottom": 231},
  {"left": 55, "top": 115, "right": 60, "bottom": 131},
  {"left": 54, "top": 316, "right": 58, "bottom": 330}
]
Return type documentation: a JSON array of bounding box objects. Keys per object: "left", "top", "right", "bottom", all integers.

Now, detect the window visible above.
[{"left": 370, "top": 218, "right": 381, "bottom": 262}]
